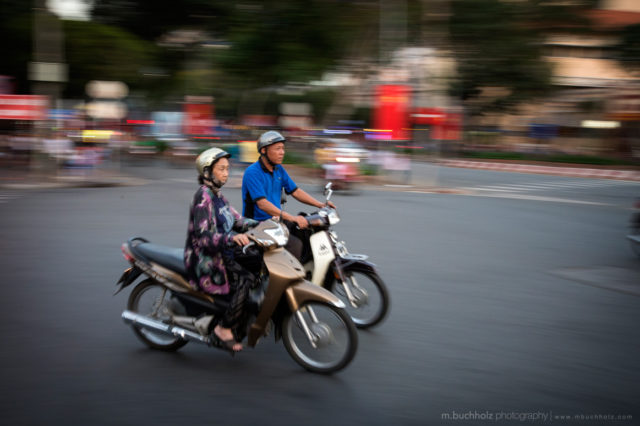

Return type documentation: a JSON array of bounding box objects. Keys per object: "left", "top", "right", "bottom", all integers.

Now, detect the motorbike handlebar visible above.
[{"left": 304, "top": 206, "right": 337, "bottom": 227}]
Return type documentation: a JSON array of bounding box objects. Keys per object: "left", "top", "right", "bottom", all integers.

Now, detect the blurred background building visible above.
[{"left": 1, "top": 0, "right": 639, "bottom": 174}]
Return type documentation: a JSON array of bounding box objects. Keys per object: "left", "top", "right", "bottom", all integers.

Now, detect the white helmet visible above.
[{"left": 195, "top": 147, "right": 230, "bottom": 188}]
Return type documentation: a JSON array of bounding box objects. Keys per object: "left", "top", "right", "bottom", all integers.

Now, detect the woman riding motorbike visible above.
[{"left": 184, "top": 147, "right": 258, "bottom": 352}]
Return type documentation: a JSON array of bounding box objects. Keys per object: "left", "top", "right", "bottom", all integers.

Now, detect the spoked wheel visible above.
[
  {"left": 282, "top": 302, "right": 358, "bottom": 374},
  {"left": 127, "top": 279, "right": 188, "bottom": 351},
  {"left": 331, "top": 268, "right": 389, "bottom": 328}
]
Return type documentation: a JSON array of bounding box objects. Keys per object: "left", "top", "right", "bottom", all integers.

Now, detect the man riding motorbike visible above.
[
  {"left": 184, "top": 147, "right": 258, "bottom": 352},
  {"left": 241, "top": 131, "right": 336, "bottom": 259}
]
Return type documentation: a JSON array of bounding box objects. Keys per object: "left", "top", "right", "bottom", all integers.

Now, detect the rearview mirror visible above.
[{"left": 324, "top": 182, "right": 333, "bottom": 201}]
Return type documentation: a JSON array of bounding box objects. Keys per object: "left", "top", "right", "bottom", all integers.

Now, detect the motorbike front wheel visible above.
[
  {"left": 630, "top": 215, "right": 640, "bottom": 258},
  {"left": 330, "top": 268, "right": 389, "bottom": 328},
  {"left": 127, "top": 279, "right": 188, "bottom": 351},
  {"left": 630, "top": 232, "right": 640, "bottom": 258},
  {"left": 282, "top": 302, "right": 358, "bottom": 374}
]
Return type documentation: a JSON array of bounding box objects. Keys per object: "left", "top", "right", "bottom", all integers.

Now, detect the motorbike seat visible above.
[{"left": 132, "top": 243, "right": 186, "bottom": 276}]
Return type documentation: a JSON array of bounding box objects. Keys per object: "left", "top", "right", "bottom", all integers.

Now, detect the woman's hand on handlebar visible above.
[
  {"left": 293, "top": 215, "right": 309, "bottom": 229},
  {"left": 232, "top": 233, "right": 251, "bottom": 246}
]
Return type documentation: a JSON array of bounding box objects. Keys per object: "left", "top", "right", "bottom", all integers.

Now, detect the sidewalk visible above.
[
  {"left": 0, "top": 166, "right": 148, "bottom": 189},
  {"left": 439, "top": 159, "right": 640, "bottom": 181},
  {"left": 2, "top": 158, "right": 638, "bottom": 190}
]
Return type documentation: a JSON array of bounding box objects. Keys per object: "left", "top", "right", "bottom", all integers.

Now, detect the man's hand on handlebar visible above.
[
  {"left": 232, "top": 233, "right": 251, "bottom": 246},
  {"left": 325, "top": 201, "right": 337, "bottom": 210}
]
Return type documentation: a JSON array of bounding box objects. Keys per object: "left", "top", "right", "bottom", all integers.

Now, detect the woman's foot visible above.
[{"left": 213, "top": 325, "right": 242, "bottom": 352}]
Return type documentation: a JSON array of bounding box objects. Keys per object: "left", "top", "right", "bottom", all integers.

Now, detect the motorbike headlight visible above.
[
  {"left": 264, "top": 225, "right": 289, "bottom": 246},
  {"left": 328, "top": 209, "right": 340, "bottom": 225}
]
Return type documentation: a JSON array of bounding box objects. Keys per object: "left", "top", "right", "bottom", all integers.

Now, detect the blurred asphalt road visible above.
[{"left": 0, "top": 160, "right": 639, "bottom": 425}]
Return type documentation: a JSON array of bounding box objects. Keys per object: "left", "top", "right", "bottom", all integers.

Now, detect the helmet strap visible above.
[
  {"left": 260, "top": 149, "right": 277, "bottom": 169},
  {"left": 203, "top": 169, "right": 223, "bottom": 193}
]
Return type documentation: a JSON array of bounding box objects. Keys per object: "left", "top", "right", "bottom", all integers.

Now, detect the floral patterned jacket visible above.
[{"left": 184, "top": 185, "right": 257, "bottom": 295}]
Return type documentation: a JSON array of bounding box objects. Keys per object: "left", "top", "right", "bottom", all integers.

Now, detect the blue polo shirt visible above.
[{"left": 242, "top": 159, "right": 298, "bottom": 220}]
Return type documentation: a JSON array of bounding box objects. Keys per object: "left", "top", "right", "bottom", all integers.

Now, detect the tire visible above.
[
  {"left": 330, "top": 268, "right": 390, "bottom": 328},
  {"left": 630, "top": 213, "right": 640, "bottom": 258},
  {"left": 631, "top": 230, "right": 640, "bottom": 258},
  {"left": 127, "top": 279, "right": 188, "bottom": 351},
  {"left": 282, "top": 302, "right": 358, "bottom": 374}
]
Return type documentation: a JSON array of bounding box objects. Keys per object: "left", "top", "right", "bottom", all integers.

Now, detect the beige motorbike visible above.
[{"left": 116, "top": 219, "right": 358, "bottom": 374}]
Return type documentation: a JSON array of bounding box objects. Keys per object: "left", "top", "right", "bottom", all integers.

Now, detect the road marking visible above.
[
  {"left": 0, "top": 193, "right": 21, "bottom": 203},
  {"left": 464, "top": 186, "right": 516, "bottom": 193},
  {"left": 465, "top": 179, "right": 639, "bottom": 196},
  {"left": 404, "top": 188, "right": 611, "bottom": 205},
  {"left": 467, "top": 192, "right": 610, "bottom": 205}
]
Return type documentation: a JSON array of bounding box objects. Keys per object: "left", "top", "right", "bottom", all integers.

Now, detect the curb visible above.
[{"left": 439, "top": 160, "right": 640, "bottom": 181}]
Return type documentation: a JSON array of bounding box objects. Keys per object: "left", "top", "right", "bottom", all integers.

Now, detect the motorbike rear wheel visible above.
[
  {"left": 282, "top": 302, "right": 358, "bottom": 374},
  {"left": 330, "top": 268, "right": 389, "bottom": 328},
  {"left": 127, "top": 279, "right": 188, "bottom": 351}
]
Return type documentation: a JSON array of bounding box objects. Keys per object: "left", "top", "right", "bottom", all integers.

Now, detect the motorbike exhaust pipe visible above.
[{"left": 121, "top": 310, "right": 209, "bottom": 344}]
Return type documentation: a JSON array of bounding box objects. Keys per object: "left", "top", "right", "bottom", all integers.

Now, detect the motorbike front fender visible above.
[
  {"left": 338, "top": 254, "right": 376, "bottom": 273},
  {"left": 323, "top": 255, "right": 377, "bottom": 288},
  {"left": 246, "top": 279, "right": 346, "bottom": 348},
  {"left": 285, "top": 280, "right": 346, "bottom": 312}
]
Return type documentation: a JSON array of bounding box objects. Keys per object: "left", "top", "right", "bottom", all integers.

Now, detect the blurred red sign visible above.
[
  {"left": 373, "top": 85, "right": 411, "bottom": 140},
  {"left": 183, "top": 102, "right": 214, "bottom": 135},
  {"left": 431, "top": 113, "right": 462, "bottom": 141},
  {"left": 412, "top": 107, "right": 445, "bottom": 125},
  {"left": 0, "top": 95, "right": 48, "bottom": 120}
]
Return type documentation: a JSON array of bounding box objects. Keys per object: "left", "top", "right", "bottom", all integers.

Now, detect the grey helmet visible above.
[
  {"left": 257, "top": 130, "right": 285, "bottom": 153},
  {"left": 195, "top": 147, "right": 230, "bottom": 188}
]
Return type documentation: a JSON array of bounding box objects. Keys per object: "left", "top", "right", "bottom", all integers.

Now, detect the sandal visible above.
[{"left": 211, "top": 328, "right": 243, "bottom": 355}]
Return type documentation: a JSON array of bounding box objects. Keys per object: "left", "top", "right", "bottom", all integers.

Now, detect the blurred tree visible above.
[
  {"left": 528, "top": 0, "right": 598, "bottom": 32},
  {"left": 615, "top": 23, "right": 640, "bottom": 72},
  {"left": 448, "top": 0, "right": 598, "bottom": 116},
  {"left": 90, "top": 0, "right": 377, "bottom": 118},
  {"left": 91, "top": 0, "right": 234, "bottom": 41},
  {"left": 0, "top": 1, "right": 34, "bottom": 93},
  {"left": 63, "top": 20, "right": 158, "bottom": 98},
  {"left": 216, "top": 1, "right": 373, "bottom": 88},
  {"left": 448, "top": 0, "right": 551, "bottom": 116}
]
